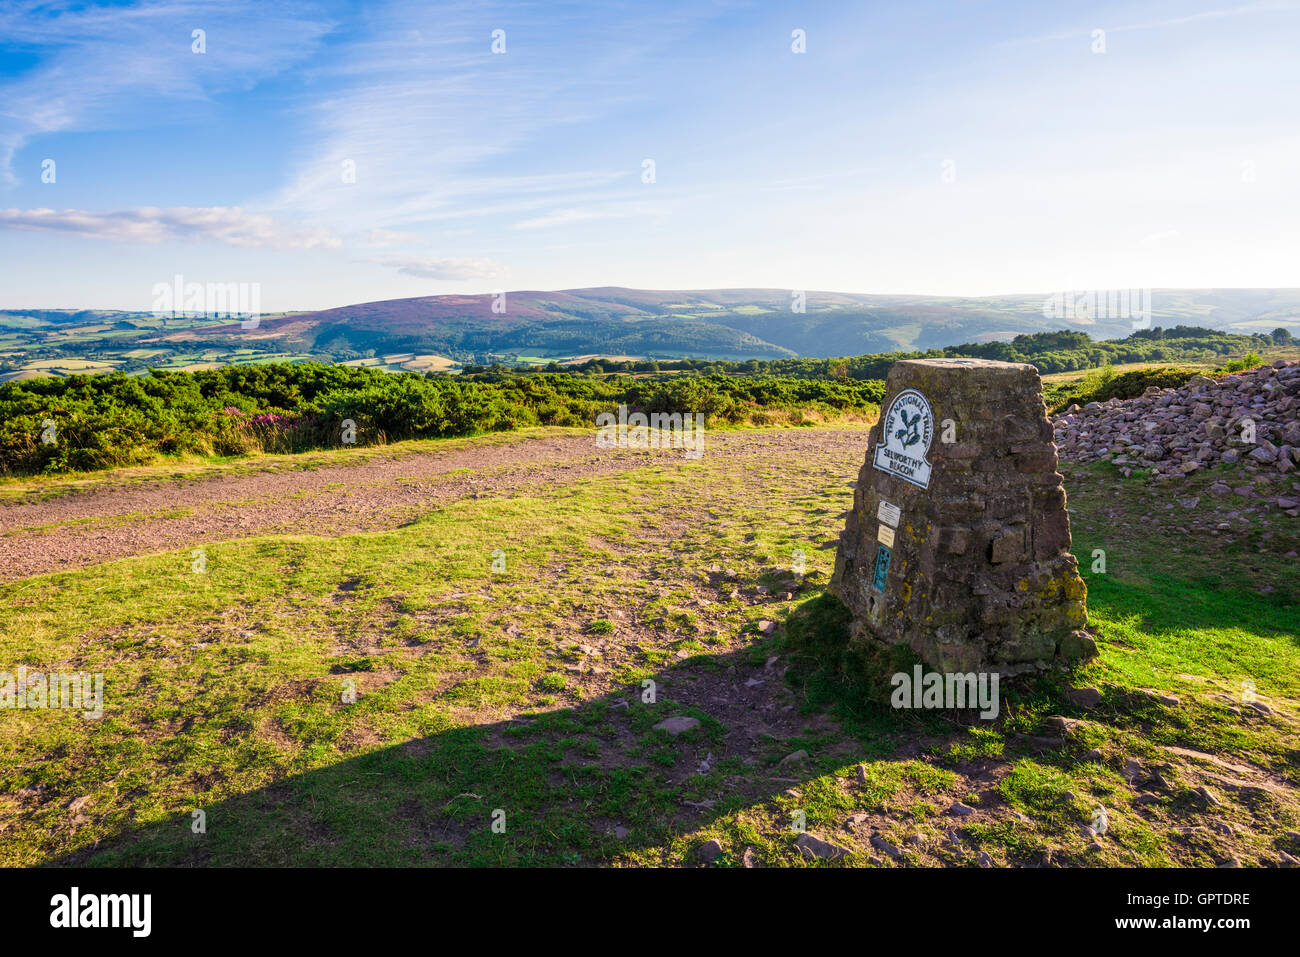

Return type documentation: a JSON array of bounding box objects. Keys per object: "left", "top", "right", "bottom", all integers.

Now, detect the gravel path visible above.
[{"left": 0, "top": 428, "right": 870, "bottom": 581}]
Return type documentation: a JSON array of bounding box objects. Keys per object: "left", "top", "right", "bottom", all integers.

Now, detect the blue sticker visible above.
[{"left": 871, "top": 545, "right": 892, "bottom": 593}]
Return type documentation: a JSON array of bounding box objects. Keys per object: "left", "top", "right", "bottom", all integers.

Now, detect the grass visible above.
[
  {"left": 1040, "top": 347, "right": 1300, "bottom": 384},
  {"left": 0, "top": 426, "right": 1296, "bottom": 867}
]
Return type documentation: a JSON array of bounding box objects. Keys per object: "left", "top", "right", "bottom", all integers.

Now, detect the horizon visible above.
[
  {"left": 8, "top": 283, "right": 1300, "bottom": 317},
  {"left": 2, "top": 1, "right": 1299, "bottom": 311}
]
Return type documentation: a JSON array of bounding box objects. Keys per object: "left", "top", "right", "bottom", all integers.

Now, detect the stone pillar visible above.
[{"left": 830, "top": 358, "right": 1093, "bottom": 675}]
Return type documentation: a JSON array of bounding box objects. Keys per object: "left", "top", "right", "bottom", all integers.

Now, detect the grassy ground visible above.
[
  {"left": 0, "top": 426, "right": 1296, "bottom": 867},
  {"left": 1038, "top": 346, "right": 1300, "bottom": 384}
]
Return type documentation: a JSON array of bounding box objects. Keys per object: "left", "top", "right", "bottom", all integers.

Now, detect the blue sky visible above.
[{"left": 1, "top": 0, "right": 1298, "bottom": 310}]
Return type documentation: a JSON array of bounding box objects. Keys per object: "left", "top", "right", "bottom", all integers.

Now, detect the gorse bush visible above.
[
  {"left": 487, "top": 326, "right": 1291, "bottom": 379},
  {"left": 4, "top": 332, "right": 1278, "bottom": 475},
  {"left": 0, "top": 364, "right": 885, "bottom": 475},
  {"left": 1043, "top": 366, "right": 1204, "bottom": 413},
  {"left": 1220, "top": 352, "right": 1262, "bottom": 374}
]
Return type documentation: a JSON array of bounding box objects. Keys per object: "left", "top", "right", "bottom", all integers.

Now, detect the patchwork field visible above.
[{"left": 0, "top": 425, "right": 1296, "bottom": 867}]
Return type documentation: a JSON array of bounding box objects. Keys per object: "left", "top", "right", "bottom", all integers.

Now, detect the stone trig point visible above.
[{"left": 830, "top": 358, "right": 1093, "bottom": 675}]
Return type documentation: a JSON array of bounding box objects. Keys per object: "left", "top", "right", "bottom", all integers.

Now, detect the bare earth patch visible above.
[{"left": 0, "top": 428, "right": 869, "bottom": 581}]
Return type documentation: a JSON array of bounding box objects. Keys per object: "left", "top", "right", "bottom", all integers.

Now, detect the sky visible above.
[{"left": 0, "top": 0, "right": 1298, "bottom": 311}]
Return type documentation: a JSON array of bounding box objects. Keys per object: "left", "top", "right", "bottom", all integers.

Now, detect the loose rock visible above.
[
  {"left": 1066, "top": 687, "right": 1103, "bottom": 710},
  {"left": 870, "top": 833, "right": 904, "bottom": 860},
  {"left": 795, "top": 833, "right": 850, "bottom": 861},
  {"left": 653, "top": 716, "right": 701, "bottom": 735}
]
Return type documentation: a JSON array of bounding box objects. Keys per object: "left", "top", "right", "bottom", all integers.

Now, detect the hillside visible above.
[
  {"left": 161, "top": 287, "right": 1300, "bottom": 361},
  {"left": 4, "top": 288, "right": 1299, "bottom": 379}
]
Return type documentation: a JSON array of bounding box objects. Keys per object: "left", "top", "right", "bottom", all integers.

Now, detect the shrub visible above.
[
  {"left": 0, "top": 363, "right": 884, "bottom": 476},
  {"left": 1044, "top": 367, "right": 1203, "bottom": 413}
]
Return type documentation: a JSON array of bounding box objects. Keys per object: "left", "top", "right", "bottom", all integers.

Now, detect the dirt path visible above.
[{"left": 0, "top": 427, "right": 871, "bottom": 581}]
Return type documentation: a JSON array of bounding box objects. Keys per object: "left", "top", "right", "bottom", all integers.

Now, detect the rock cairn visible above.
[
  {"left": 832, "top": 358, "right": 1092, "bottom": 677},
  {"left": 1052, "top": 360, "right": 1300, "bottom": 497}
]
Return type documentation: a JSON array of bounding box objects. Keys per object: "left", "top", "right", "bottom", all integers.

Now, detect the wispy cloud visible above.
[
  {"left": 362, "top": 228, "right": 426, "bottom": 246},
  {"left": 0, "top": 206, "right": 341, "bottom": 248},
  {"left": 1003, "top": 0, "right": 1300, "bottom": 46},
  {"left": 512, "top": 203, "right": 658, "bottom": 230},
  {"left": 366, "top": 254, "right": 504, "bottom": 280},
  {"left": 265, "top": 0, "right": 727, "bottom": 234},
  {"left": 0, "top": 0, "right": 335, "bottom": 184}
]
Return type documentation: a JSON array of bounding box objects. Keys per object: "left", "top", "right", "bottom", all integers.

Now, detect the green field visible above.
[{"left": 1, "top": 429, "right": 1295, "bottom": 867}]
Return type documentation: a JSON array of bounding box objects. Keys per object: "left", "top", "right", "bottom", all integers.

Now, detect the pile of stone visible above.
[{"left": 1052, "top": 360, "right": 1300, "bottom": 485}]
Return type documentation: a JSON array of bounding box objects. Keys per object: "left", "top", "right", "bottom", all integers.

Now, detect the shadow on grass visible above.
[{"left": 49, "top": 594, "right": 1091, "bottom": 868}]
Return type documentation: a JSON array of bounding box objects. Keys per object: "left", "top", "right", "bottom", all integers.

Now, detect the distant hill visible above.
[
  {"left": 155, "top": 287, "right": 1300, "bottom": 361},
  {"left": 3, "top": 288, "right": 1299, "bottom": 380}
]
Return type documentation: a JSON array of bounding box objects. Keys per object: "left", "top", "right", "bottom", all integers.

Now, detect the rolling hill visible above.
[
  {"left": 3, "top": 288, "right": 1299, "bottom": 379},
  {"left": 155, "top": 287, "right": 1300, "bottom": 361}
]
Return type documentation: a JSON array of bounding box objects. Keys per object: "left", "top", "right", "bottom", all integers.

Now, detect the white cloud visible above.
[
  {"left": 367, "top": 255, "right": 504, "bottom": 280},
  {"left": 0, "top": 206, "right": 341, "bottom": 248}
]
